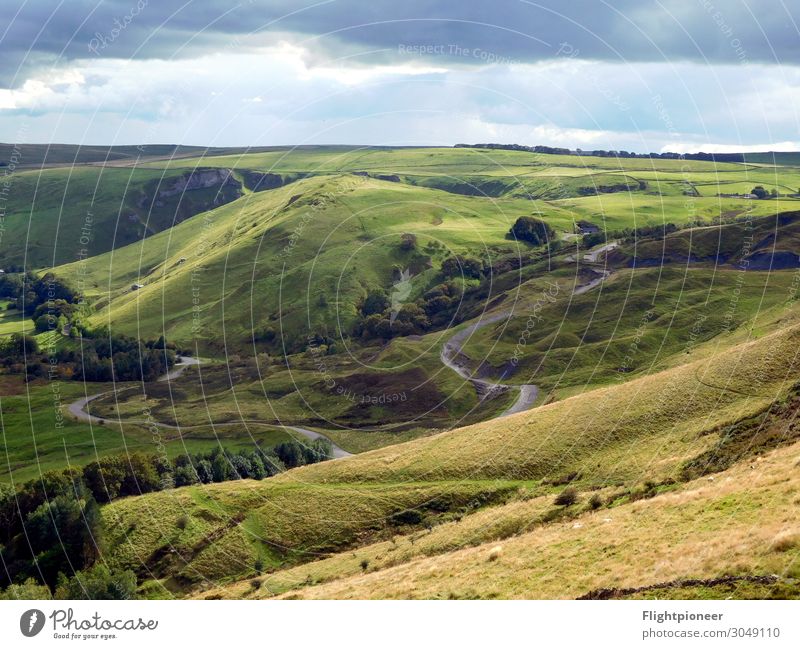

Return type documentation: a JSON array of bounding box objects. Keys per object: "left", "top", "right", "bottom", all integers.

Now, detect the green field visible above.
[{"left": 4, "top": 145, "right": 800, "bottom": 600}]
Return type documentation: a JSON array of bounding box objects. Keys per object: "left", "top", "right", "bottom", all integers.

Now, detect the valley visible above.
[{"left": 2, "top": 144, "right": 800, "bottom": 600}]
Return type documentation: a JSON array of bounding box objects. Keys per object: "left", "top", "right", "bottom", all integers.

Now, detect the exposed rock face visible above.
[
  {"left": 157, "top": 168, "right": 241, "bottom": 199},
  {"left": 241, "top": 170, "right": 311, "bottom": 192}
]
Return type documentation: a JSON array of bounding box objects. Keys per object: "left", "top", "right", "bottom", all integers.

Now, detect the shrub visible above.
[
  {"left": 399, "top": 233, "right": 418, "bottom": 251},
  {"left": 441, "top": 255, "right": 482, "bottom": 279},
  {"left": 553, "top": 487, "right": 578, "bottom": 507},
  {"left": 361, "top": 290, "right": 390, "bottom": 316},
  {"left": 509, "top": 216, "right": 555, "bottom": 246},
  {"left": 390, "top": 509, "right": 423, "bottom": 525},
  {"left": 54, "top": 564, "right": 137, "bottom": 600},
  {"left": 770, "top": 531, "right": 800, "bottom": 552},
  {"left": 360, "top": 559, "right": 369, "bottom": 571},
  {"left": 176, "top": 514, "right": 189, "bottom": 530},
  {"left": 588, "top": 494, "right": 603, "bottom": 510},
  {"left": 0, "top": 578, "right": 52, "bottom": 600}
]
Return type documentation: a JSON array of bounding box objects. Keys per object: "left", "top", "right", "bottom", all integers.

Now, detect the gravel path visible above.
[
  {"left": 440, "top": 312, "right": 539, "bottom": 418},
  {"left": 67, "top": 356, "right": 351, "bottom": 459}
]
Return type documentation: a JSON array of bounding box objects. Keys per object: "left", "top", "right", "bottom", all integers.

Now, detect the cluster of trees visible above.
[
  {"left": 454, "top": 143, "right": 746, "bottom": 162},
  {"left": 751, "top": 185, "right": 779, "bottom": 199},
  {"left": 0, "top": 329, "right": 176, "bottom": 383},
  {"left": 508, "top": 216, "right": 555, "bottom": 246},
  {"left": 354, "top": 279, "right": 464, "bottom": 340},
  {"left": 72, "top": 332, "right": 176, "bottom": 382},
  {"left": 0, "top": 467, "right": 106, "bottom": 592},
  {"left": 83, "top": 440, "right": 332, "bottom": 504},
  {"left": 0, "top": 270, "right": 89, "bottom": 336},
  {"left": 0, "top": 438, "right": 332, "bottom": 596},
  {"left": 354, "top": 218, "right": 560, "bottom": 342},
  {"left": 1, "top": 271, "right": 80, "bottom": 316},
  {"left": 582, "top": 223, "right": 679, "bottom": 249}
]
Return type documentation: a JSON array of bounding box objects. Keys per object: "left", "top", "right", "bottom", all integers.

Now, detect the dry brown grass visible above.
[{"left": 251, "top": 438, "right": 800, "bottom": 599}]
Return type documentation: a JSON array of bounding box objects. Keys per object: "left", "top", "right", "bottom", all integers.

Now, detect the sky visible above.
[{"left": 0, "top": 0, "right": 799, "bottom": 152}]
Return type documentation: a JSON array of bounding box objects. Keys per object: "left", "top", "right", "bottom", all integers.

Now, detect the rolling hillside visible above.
[
  {"left": 4, "top": 145, "right": 800, "bottom": 601},
  {"left": 98, "top": 313, "right": 800, "bottom": 596}
]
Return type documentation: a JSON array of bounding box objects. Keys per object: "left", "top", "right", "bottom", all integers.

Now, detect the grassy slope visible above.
[
  {"left": 53, "top": 174, "right": 545, "bottom": 352},
  {"left": 259, "top": 437, "right": 800, "bottom": 599},
  {"left": 100, "top": 316, "right": 800, "bottom": 593},
  {"left": 0, "top": 372, "right": 295, "bottom": 484},
  {"left": 0, "top": 165, "right": 249, "bottom": 268},
  {"left": 456, "top": 265, "right": 800, "bottom": 390},
  {"left": 9, "top": 146, "right": 800, "bottom": 271},
  {"left": 141, "top": 146, "right": 800, "bottom": 227}
]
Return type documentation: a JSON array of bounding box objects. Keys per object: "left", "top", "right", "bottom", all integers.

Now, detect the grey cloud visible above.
[{"left": 1, "top": 0, "right": 799, "bottom": 88}]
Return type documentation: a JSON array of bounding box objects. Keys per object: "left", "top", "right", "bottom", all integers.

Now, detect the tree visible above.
[
  {"left": 0, "top": 578, "right": 52, "bottom": 600},
  {"left": 174, "top": 464, "right": 200, "bottom": 487},
  {"left": 274, "top": 440, "right": 304, "bottom": 468},
  {"left": 0, "top": 273, "right": 23, "bottom": 299},
  {"left": 5, "top": 333, "right": 38, "bottom": 357},
  {"left": 211, "top": 453, "right": 232, "bottom": 482},
  {"left": 509, "top": 216, "right": 555, "bottom": 246},
  {"left": 399, "top": 233, "right": 418, "bottom": 251},
  {"left": 229, "top": 453, "right": 253, "bottom": 479},
  {"left": 24, "top": 494, "right": 103, "bottom": 587},
  {"left": 55, "top": 564, "right": 136, "bottom": 600},
  {"left": 361, "top": 290, "right": 389, "bottom": 316},
  {"left": 441, "top": 256, "right": 482, "bottom": 279},
  {"left": 195, "top": 459, "right": 214, "bottom": 484},
  {"left": 751, "top": 185, "right": 768, "bottom": 199}
]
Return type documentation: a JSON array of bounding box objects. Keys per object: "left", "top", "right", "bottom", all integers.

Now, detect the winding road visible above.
[
  {"left": 67, "top": 356, "right": 352, "bottom": 459},
  {"left": 69, "top": 265, "right": 611, "bottom": 457},
  {"left": 441, "top": 312, "right": 540, "bottom": 418},
  {"left": 439, "top": 260, "right": 617, "bottom": 418}
]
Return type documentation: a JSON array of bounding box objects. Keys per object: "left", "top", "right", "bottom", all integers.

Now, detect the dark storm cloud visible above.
[{"left": 1, "top": 0, "right": 798, "bottom": 86}]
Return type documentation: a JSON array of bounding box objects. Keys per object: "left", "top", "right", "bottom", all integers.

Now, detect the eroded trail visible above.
[
  {"left": 440, "top": 264, "right": 615, "bottom": 418},
  {"left": 440, "top": 312, "right": 539, "bottom": 418}
]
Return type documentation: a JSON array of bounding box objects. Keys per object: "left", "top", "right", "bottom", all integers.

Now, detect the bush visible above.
[
  {"left": 588, "top": 494, "right": 603, "bottom": 510},
  {"left": 509, "top": 216, "right": 555, "bottom": 246},
  {"left": 0, "top": 578, "right": 52, "bottom": 600},
  {"left": 441, "top": 255, "right": 482, "bottom": 279},
  {"left": 361, "top": 290, "right": 390, "bottom": 316},
  {"left": 399, "top": 233, "right": 418, "bottom": 251},
  {"left": 553, "top": 488, "right": 578, "bottom": 507},
  {"left": 54, "top": 564, "right": 137, "bottom": 600},
  {"left": 176, "top": 514, "right": 189, "bottom": 530}
]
